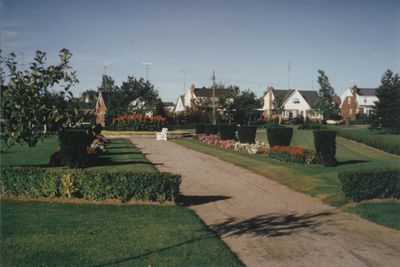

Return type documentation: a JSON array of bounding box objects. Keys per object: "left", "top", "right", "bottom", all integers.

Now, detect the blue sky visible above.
[{"left": 1, "top": 0, "right": 399, "bottom": 102}]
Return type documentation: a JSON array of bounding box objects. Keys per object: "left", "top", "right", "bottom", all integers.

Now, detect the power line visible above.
[
  {"left": 142, "top": 62, "right": 153, "bottom": 81},
  {"left": 182, "top": 70, "right": 187, "bottom": 95}
]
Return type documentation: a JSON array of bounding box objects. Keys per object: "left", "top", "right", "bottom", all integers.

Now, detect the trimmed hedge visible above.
[
  {"left": 338, "top": 169, "right": 400, "bottom": 201},
  {"left": 204, "top": 124, "right": 218, "bottom": 135},
  {"left": 266, "top": 127, "right": 293, "bottom": 147},
  {"left": 195, "top": 123, "right": 205, "bottom": 134},
  {"left": 59, "top": 128, "right": 96, "bottom": 168},
  {"left": 237, "top": 125, "right": 257, "bottom": 144},
  {"left": 313, "top": 130, "right": 337, "bottom": 167},
  {"left": 337, "top": 128, "right": 400, "bottom": 156},
  {"left": 218, "top": 124, "right": 237, "bottom": 140},
  {"left": 0, "top": 167, "right": 181, "bottom": 202}
]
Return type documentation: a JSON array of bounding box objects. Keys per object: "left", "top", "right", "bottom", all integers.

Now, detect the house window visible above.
[
  {"left": 349, "top": 108, "right": 353, "bottom": 114},
  {"left": 347, "top": 98, "right": 351, "bottom": 105},
  {"left": 292, "top": 97, "right": 300, "bottom": 104}
]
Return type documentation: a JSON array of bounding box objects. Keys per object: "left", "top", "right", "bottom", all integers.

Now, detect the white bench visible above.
[{"left": 156, "top": 128, "right": 168, "bottom": 141}]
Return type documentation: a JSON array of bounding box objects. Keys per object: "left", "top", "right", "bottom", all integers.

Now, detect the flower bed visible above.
[
  {"left": 198, "top": 134, "right": 269, "bottom": 154},
  {"left": 267, "top": 146, "right": 319, "bottom": 164},
  {"left": 110, "top": 114, "right": 166, "bottom": 131}
]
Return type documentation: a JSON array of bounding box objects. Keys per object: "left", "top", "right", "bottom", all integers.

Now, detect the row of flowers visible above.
[
  {"left": 197, "top": 134, "right": 319, "bottom": 164},
  {"left": 110, "top": 114, "right": 167, "bottom": 131}
]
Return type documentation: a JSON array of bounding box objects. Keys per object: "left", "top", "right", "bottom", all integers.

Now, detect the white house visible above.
[
  {"left": 262, "top": 87, "right": 324, "bottom": 120},
  {"left": 340, "top": 85, "right": 377, "bottom": 120}
]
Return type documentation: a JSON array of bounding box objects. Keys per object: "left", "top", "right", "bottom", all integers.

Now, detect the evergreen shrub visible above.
[
  {"left": 218, "top": 124, "right": 237, "bottom": 140},
  {"left": 237, "top": 125, "right": 257, "bottom": 144},
  {"left": 267, "top": 127, "right": 293, "bottom": 147},
  {"left": 313, "top": 130, "right": 337, "bottom": 167}
]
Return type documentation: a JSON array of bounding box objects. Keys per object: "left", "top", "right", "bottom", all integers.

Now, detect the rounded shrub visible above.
[
  {"left": 218, "top": 124, "right": 237, "bottom": 140},
  {"left": 204, "top": 124, "right": 218, "bottom": 135},
  {"left": 313, "top": 130, "right": 337, "bottom": 167},
  {"left": 237, "top": 125, "right": 257, "bottom": 144},
  {"left": 267, "top": 127, "right": 293, "bottom": 147}
]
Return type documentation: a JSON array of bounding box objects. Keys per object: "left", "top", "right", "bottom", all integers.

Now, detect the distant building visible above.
[
  {"left": 95, "top": 91, "right": 112, "bottom": 126},
  {"left": 262, "top": 87, "right": 326, "bottom": 120},
  {"left": 174, "top": 84, "right": 232, "bottom": 113},
  {"left": 163, "top": 102, "right": 175, "bottom": 113},
  {"left": 340, "top": 85, "right": 377, "bottom": 120}
]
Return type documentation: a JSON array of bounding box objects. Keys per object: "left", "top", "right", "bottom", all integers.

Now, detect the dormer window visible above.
[{"left": 292, "top": 97, "right": 300, "bottom": 104}]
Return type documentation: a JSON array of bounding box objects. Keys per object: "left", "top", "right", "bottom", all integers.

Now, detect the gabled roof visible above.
[
  {"left": 357, "top": 88, "right": 377, "bottom": 96},
  {"left": 193, "top": 87, "right": 232, "bottom": 98},
  {"left": 272, "top": 88, "right": 319, "bottom": 106}
]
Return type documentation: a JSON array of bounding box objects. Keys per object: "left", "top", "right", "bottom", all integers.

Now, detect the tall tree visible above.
[
  {"left": 314, "top": 70, "right": 340, "bottom": 120},
  {"left": 232, "top": 89, "right": 261, "bottom": 125},
  {"left": 81, "top": 89, "right": 97, "bottom": 102},
  {"left": 98, "top": 74, "right": 117, "bottom": 92},
  {"left": 0, "top": 49, "right": 79, "bottom": 147},
  {"left": 371, "top": 70, "right": 400, "bottom": 133}
]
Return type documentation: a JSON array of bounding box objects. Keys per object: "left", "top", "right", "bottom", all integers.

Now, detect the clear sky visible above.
[{"left": 1, "top": 0, "right": 399, "bottom": 102}]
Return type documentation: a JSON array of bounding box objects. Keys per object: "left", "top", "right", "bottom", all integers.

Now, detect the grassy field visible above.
[
  {"left": 347, "top": 202, "right": 400, "bottom": 230},
  {"left": 1, "top": 137, "right": 156, "bottom": 172},
  {"left": 1, "top": 200, "right": 243, "bottom": 267},
  {"left": 173, "top": 130, "right": 400, "bottom": 229}
]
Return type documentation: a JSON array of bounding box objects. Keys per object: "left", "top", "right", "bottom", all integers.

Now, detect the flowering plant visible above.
[
  {"left": 111, "top": 114, "right": 166, "bottom": 131},
  {"left": 267, "top": 146, "right": 319, "bottom": 164},
  {"left": 198, "top": 135, "right": 269, "bottom": 154}
]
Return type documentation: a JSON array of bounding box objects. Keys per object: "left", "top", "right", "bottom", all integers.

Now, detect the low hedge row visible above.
[
  {"left": 337, "top": 129, "right": 400, "bottom": 155},
  {"left": 0, "top": 167, "right": 181, "bottom": 202},
  {"left": 338, "top": 169, "right": 400, "bottom": 202}
]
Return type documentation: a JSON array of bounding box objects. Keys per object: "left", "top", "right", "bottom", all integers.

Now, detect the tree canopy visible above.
[{"left": 314, "top": 70, "right": 340, "bottom": 120}]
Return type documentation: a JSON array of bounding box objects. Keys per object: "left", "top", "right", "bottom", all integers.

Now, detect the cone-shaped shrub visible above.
[
  {"left": 237, "top": 125, "right": 257, "bottom": 143},
  {"left": 195, "top": 123, "right": 205, "bottom": 134},
  {"left": 204, "top": 124, "right": 218, "bottom": 135},
  {"left": 313, "top": 130, "right": 337, "bottom": 167},
  {"left": 267, "top": 127, "right": 293, "bottom": 147},
  {"left": 218, "top": 124, "right": 237, "bottom": 140},
  {"left": 59, "top": 128, "right": 95, "bottom": 168}
]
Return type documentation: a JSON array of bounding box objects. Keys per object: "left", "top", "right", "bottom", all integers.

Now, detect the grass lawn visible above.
[
  {"left": 1, "top": 200, "right": 243, "bottom": 267},
  {"left": 1, "top": 137, "right": 156, "bottom": 172},
  {"left": 347, "top": 202, "right": 400, "bottom": 230},
  {"left": 174, "top": 137, "right": 400, "bottom": 229}
]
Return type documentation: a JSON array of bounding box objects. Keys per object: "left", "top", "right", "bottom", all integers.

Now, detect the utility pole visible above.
[
  {"left": 288, "top": 61, "right": 291, "bottom": 89},
  {"left": 142, "top": 62, "right": 153, "bottom": 81},
  {"left": 212, "top": 70, "right": 216, "bottom": 125},
  {"left": 182, "top": 70, "right": 187, "bottom": 95}
]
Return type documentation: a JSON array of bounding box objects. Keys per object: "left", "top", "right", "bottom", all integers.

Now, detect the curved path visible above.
[{"left": 130, "top": 137, "right": 400, "bottom": 267}]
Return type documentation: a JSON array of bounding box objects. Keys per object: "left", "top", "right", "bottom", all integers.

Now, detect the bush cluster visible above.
[
  {"left": 59, "top": 128, "right": 96, "bottom": 168},
  {"left": 266, "top": 127, "right": 293, "bottom": 147},
  {"left": 338, "top": 169, "right": 400, "bottom": 201},
  {"left": 218, "top": 124, "right": 237, "bottom": 140},
  {"left": 110, "top": 114, "right": 166, "bottom": 131},
  {"left": 237, "top": 125, "right": 257, "bottom": 144},
  {"left": 313, "top": 130, "right": 337, "bottom": 167},
  {"left": 204, "top": 124, "right": 218, "bottom": 135},
  {"left": 195, "top": 123, "right": 205, "bottom": 134},
  {"left": 337, "top": 129, "right": 400, "bottom": 155},
  {"left": 267, "top": 146, "right": 319, "bottom": 164},
  {"left": 0, "top": 167, "right": 181, "bottom": 202}
]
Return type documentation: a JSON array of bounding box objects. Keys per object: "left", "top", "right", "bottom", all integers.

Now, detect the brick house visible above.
[
  {"left": 95, "top": 91, "right": 113, "bottom": 126},
  {"left": 340, "top": 85, "right": 377, "bottom": 120}
]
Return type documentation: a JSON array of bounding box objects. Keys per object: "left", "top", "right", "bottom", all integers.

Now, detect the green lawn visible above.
[
  {"left": 1, "top": 200, "right": 243, "bottom": 267},
  {"left": 174, "top": 129, "right": 400, "bottom": 229},
  {"left": 347, "top": 202, "right": 400, "bottom": 230},
  {"left": 1, "top": 137, "right": 156, "bottom": 172}
]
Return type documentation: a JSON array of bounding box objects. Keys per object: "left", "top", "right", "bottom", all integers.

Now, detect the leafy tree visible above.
[
  {"left": 271, "top": 95, "right": 285, "bottom": 125},
  {"left": 232, "top": 89, "right": 261, "bottom": 125},
  {"left": 371, "top": 70, "right": 400, "bottom": 133},
  {"left": 314, "top": 70, "right": 340, "bottom": 120},
  {"left": 98, "top": 74, "right": 117, "bottom": 92},
  {"left": 81, "top": 89, "right": 97, "bottom": 102},
  {"left": 0, "top": 49, "right": 79, "bottom": 148}
]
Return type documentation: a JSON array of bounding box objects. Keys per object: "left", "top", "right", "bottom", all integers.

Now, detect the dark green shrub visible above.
[
  {"left": 313, "top": 130, "right": 337, "bottom": 167},
  {"left": 337, "top": 129, "right": 400, "bottom": 155},
  {"left": 267, "top": 127, "right": 293, "bottom": 147},
  {"left": 204, "top": 124, "right": 218, "bottom": 135},
  {"left": 0, "top": 167, "right": 181, "bottom": 202},
  {"left": 59, "top": 128, "right": 95, "bottom": 168},
  {"left": 237, "top": 125, "right": 257, "bottom": 144},
  {"left": 338, "top": 169, "right": 400, "bottom": 201},
  {"left": 218, "top": 124, "right": 237, "bottom": 140},
  {"left": 195, "top": 123, "right": 205, "bottom": 134},
  {"left": 93, "top": 124, "right": 102, "bottom": 135}
]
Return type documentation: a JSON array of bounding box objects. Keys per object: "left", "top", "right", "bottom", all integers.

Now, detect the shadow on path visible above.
[
  {"left": 210, "top": 212, "right": 336, "bottom": 238},
  {"left": 177, "top": 195, "right": 231, "bottom": 206},
  {"left": 336, "top": 160, "right": 370, "bottom": 166}
]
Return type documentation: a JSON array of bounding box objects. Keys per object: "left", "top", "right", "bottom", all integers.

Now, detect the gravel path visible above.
[{"left": 130, "top": 137, "right": 400, "bottom": 267}]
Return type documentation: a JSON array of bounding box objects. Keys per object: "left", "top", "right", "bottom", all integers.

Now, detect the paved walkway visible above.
[{"left": 130, "top": 137, "right": 400, "bottom": 267}]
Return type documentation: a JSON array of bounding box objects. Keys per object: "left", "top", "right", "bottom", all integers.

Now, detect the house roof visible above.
[
  {"left": 298, "top": 90, "right": 319, "bottom": 106},
  {"left": 357, "top": 88, "right": 377, "bottom": 96},
  {"left": 193, "top": 87, "right": 233, "bottom": 98}
]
